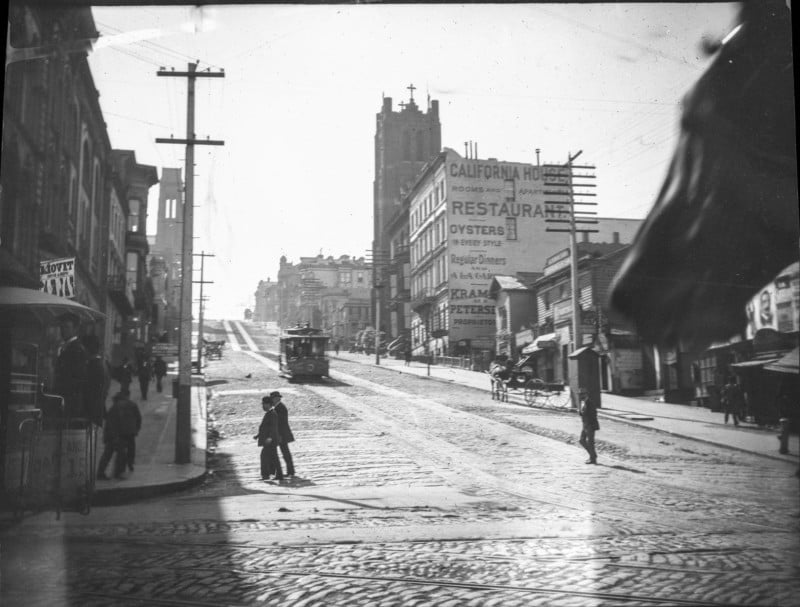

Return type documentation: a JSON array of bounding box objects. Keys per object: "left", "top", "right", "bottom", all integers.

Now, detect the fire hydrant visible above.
[{"left": 778, "top": 418, "right": 791, "bottom": 454}]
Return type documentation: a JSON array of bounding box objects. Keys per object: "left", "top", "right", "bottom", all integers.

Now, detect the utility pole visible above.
[
  {"left": 193, "top": 251, "right": 215, "bottom": 371},
  {"left": 156, "top": 62, "right": 224, "bottom": 464},
  {"left": 543, "top": 152, "right": 597, "bottom": 405}
]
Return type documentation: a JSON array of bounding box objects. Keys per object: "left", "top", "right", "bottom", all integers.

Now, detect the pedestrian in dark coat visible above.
[
  {"left": 254, "top": 395, "right": 283, "bottom": 480},
  {"left": 82, "top": 335, "right": 109, "bottom": 427},
  {"left": 117, "top": 391, "right": 142, "bottom": 473},
  {"left": 721, "top": 378, "right": 742, "bottom": 426},
  {"left": 117, "top": 358, "right": 133, "bottom": 396},
  {"left": 54, "top": 312, "right": 88, "bottom": 419},
  {"left": 578, "top": 388, "right": 599, "bottom": 464},
  {"left": 97, "top": 392, "right": 140, "bottom": 479},
  {"left": 154, "top": 356, "right": 168, "bottom": 393},
  {"left": 404, "top": 347, "right": 412, "bottom": 366},
  {"left": 138, "top": 358, "right": 152, "bottom": 400},
  {"left": 272, "top": 391, "right": 295, "bottom": 477}
]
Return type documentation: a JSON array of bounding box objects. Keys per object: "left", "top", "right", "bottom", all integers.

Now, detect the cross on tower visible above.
[{"left": 407, "top": 83, "right": 416, "bottom": 102}]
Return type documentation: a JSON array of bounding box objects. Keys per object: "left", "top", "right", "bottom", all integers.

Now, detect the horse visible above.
[{"left": 609, "top": 1, "right": 797, "bottom": 352}]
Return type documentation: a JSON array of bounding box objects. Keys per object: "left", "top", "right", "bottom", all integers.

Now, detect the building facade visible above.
[
  {"left": 407, "top": 148, "right": 642, "bottom": 358},
  {"left": 275, "top": 255, "right": 373, "bottom": 340},
  {"left": 253, "top": 278, "right": 280, "bottom": 324},
  {"left": 149, "top": 167, "right": 184, "bottom": 343},
  {"left": 373, "top": 88, "right": 441, "bottom": 339},
  {"left": 488, "top": 273, "right": 541, "bottom": 358},
  {"left": 532, "top": 243, "right": 647, "bottom": 392},
  {"left": 110, "top": 150, "right": 159, "bottom": 357}
]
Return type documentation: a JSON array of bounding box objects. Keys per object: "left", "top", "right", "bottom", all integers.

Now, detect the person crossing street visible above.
[
  {"left": 272, "top": 391, "right": 295, "bottom": 478},
  {"left": 578, "top": 388, "right": 599, "bottom": 465}
]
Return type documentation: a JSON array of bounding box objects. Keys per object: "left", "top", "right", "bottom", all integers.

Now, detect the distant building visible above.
[
  {"left": 532, "top": 243, "right": 644, "bottom": 392},
  {"left": 253, "top": 278, "right": 279, "bottom": 323},
  {"left": 110, "top": 150, "right": 159, "bottom": 356},
  {"left": 384, "top": 197, "right": 411, "bottom": 341},
  {"left": 275, "top": 255, "right": 372, "bottom": 342},
  {"left": 149, "top": 168, "right": 184, "bottom": 343},
  {"left": 488, "top": 272, "right": 541, "bottom": 358},
  {"left": 407, "top": 148, "right": 643, "bottom": 359},
  {"left": 373, "top": 87, "right": 442, "bottom": 339}
]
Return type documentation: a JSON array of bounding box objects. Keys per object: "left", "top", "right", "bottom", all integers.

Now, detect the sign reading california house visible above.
[
  {"left": 444, "top": 150, "right": 570, "bottom": 345},
  {"left": 40, "top": 257, "right": 76, "bottom": 298}
]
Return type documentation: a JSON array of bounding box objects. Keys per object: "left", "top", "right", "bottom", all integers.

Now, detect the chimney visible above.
[{"left": 383, "top": 97, "right": 392, "bottom": 113}]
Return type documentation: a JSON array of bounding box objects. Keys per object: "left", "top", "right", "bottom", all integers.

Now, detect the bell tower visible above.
[{"left": 372, "top": 85, "right": 441, "bottom": 330}]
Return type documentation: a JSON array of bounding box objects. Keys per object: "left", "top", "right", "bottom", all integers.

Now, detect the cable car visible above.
[{"left": 279, "top": 324, "right": 330, "bottom": 381}]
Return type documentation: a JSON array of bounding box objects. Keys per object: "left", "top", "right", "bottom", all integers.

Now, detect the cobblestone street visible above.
[{"left": 2, "top": 324, "right": 799, "bottom": 606}]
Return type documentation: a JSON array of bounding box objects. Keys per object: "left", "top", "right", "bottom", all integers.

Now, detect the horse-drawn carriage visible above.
[
  {"left": 203, "top": 339, "right": 225, "bottom": 360},
  {"left": 489, "top": 358, "right": 569, "bottom": 407}
]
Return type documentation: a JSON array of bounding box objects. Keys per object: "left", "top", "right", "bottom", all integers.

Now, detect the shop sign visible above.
[
  {"left": 554, "top": 299, "right": 572, "bottom": 323},
  {"left": 152, "top": 343, "right": 179, "bottom": 357},
  {"left": 26, "top": 429, "right": 90, "bottom": 499},
  {"left": 544, "top": 248, "right": 571, "bottom": 276},
  {"left": 515, "top": 328, "right": 533, "bottom": 346},
  {"left": 40, "top": 257, "right": 76, "bottom": 298},
  {"left": 746, "top": 262, "right": 799, "bottom": 337}
]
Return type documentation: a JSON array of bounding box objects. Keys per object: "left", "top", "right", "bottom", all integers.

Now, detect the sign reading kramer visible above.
[
  {"left": 446, "top": 151, "right": 570, "bottom": 343},
  {"left": 40, "top": 257, "right": 76, "bottom": 298}
]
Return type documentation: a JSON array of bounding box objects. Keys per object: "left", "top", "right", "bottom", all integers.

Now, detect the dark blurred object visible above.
[{"left": 610, "top": 1, "right": 798, "bottom": 352}]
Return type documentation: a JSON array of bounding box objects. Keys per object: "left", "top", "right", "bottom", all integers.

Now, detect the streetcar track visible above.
[
  {"left": 230, "top": 346, "right": 789, "bottom": 536},
  {"left": 59, "top": 561, "right": 756, "bottom": 607},
  {"left": 48, "top": 536, "right": 789, "bottom": 579}
]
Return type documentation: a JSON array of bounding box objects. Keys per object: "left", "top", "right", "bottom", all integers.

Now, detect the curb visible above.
[
  {"left": 91, "top": 468, "right": 207, "bottom": 507},
  {"left": 335, "top": 356, "right": 798, "bottom": 465}
]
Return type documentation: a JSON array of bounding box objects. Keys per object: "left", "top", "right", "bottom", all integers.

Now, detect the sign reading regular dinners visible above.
[{"left": 445, "top": 153, "right": 572, "bottom": 343}]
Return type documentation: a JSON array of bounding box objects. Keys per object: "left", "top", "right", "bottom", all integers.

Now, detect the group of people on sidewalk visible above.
[
  {"left": 255, "top": 391, "right": 295, "bottom": 481},
  {"left": 52, "top": 312, "right": 171, "bottom": 482}
]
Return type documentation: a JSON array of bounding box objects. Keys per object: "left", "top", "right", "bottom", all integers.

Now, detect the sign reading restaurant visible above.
[
  {"left": 444, "top": 151, "right": 573, "bottom": 345},
  {"left": 40, "top": 257, "right": 76, "bottom": 298}
]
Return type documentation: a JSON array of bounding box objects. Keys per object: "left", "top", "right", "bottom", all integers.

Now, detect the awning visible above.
[
  {"left": 730, "top": 358, "right": 781, "bottom": 369},
  {"left": 568, "top": 346, "right": 600, "bottom": 359},
  {"left": 534, "top": 332, "right": 559, "bottom": 348},
  {"left": 522, "top": 332, "right": 560, "bottom": 354},
  {"left": 764, "top": 347, "right": 799, "bottom": 374},
  {"left": 0, "top": 286, "right": 105, "bottom": 324}
]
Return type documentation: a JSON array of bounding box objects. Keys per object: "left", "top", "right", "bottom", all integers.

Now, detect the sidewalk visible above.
[
  {"left": 333, "top": 351, "right": 799, "bottom": 464},
  {"left": 91, "top": 373, "right": 207, "bottom": 506}
]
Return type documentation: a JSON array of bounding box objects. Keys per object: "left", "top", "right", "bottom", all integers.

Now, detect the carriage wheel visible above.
[{"left": 524, "top": 379, "right": 546, "bottom": 406}]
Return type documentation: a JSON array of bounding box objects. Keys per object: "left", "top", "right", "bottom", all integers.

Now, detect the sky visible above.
[{"left": 86, "top": 2, "right": 740, "bottom": 319}]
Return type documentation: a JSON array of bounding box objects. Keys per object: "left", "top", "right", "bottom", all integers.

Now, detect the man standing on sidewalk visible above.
[
  {"left": 54, "top": 312, "right": 88, "bottom": 420},
  {"left": 721, "top": 377, "right": 742, "bottom": 426},
  {"left": 578, "top": 388, "right": 599, "bottom": 464},
  {"left": 153, "top": 356, "right": 167, "bottom": 393}
]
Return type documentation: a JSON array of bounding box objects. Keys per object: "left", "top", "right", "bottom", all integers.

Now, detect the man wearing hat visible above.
[
  {"left": 578, "top": 388, "right": 599, "bottom": 464},
  {"left": 255, "top": 394, "right": 283, "bottom": 481},
  {"left": 54, "top": 312, "right": 88, "bottom": 419},
  {"left": 98, "top": 392, "right": 141, "bottom": 479},
  {"left": 272, "top": 391, "right": 295, "bottom": 478}
]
